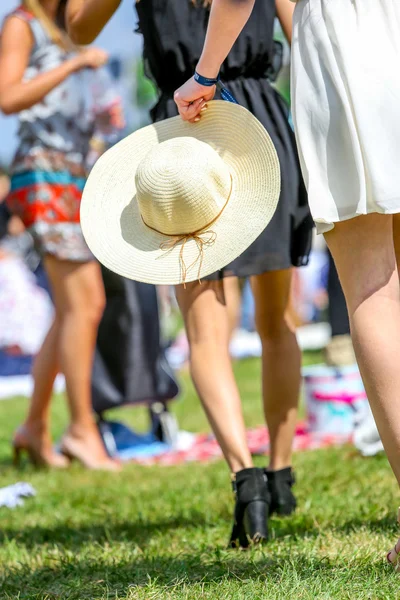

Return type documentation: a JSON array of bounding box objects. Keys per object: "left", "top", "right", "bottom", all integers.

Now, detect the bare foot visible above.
[
  {"left": 61, "top": 422, "right": 121, "bottom": 471},
  {"left": 13, "top": 424, "right": 69, "bottom": 468}
]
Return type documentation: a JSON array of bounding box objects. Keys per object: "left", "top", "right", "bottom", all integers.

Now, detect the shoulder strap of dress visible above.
[{"left": 8, "top": 7, "right": 48, "bottom": 49}]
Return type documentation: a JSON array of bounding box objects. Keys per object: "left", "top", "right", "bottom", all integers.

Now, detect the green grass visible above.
[{"left": 0, "top": 353, "right": 398, "bottom": 599}]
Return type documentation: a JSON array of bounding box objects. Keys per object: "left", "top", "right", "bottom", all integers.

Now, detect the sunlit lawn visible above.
[{"left": 0, "top": 353, "right": 398, "bottom": 599}]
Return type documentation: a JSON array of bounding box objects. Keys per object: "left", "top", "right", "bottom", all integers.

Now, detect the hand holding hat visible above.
[{"left": 174, "top": 78, "right": 215, "bottom": 123}]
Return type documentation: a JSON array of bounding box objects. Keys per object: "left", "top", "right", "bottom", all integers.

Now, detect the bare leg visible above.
[
  {"left": 14, "top": 318, "right": 67, "bottom": 467},
  {"left": 175, "top": 279, "right": 252, "bottom": 472},
  {"left": 325, "top": 214, "right": 400, "bottom": 485},
  {"left": 251, "top": 269, "right": 301, "bottom": 470},
  {"left": 25, "top": 319, "right": 60, "bottom": 427},
  {"left": 45, "top": 257, "right": 118, "bottom": 469}
]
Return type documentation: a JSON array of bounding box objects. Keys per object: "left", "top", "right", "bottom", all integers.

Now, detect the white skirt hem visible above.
[{"left": 315, "top": 207, "right": 400, "bottom": 236}]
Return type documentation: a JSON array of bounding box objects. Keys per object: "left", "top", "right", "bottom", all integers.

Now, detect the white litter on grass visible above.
[{"left": 0, "top": 482, "right": 36, "bottom": 508}]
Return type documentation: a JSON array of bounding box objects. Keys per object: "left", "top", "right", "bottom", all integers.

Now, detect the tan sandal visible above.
[
  {"left": 60, "top": 434, "right": 121, "bottom": 471},
  {"left": 12, "top": 426, "right": 69, "bottom": 469},
  {"left": 387, "top": 508, "right": 400, "bottom": 572}
]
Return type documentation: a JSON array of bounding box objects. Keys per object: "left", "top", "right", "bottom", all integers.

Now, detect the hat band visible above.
[{"left": 141, "top": 175, "right": 233, "bottom": 286}]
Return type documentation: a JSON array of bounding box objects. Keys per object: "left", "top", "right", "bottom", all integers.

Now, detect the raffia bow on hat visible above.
[
  {"left": 158, "top": 230, "right": 217, "bottom": 287},
  {"left": 80, "top": 100, "right": 281, "bottom": 285}
]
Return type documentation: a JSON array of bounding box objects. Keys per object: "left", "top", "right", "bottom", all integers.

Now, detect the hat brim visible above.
[{"left": 81, "top": 101, "right": 281, "bottom": 285}]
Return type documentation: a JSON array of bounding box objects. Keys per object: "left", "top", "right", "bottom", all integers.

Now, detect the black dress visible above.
[{"left": 135, "top": 0, "right": 313, "bottom": 277}]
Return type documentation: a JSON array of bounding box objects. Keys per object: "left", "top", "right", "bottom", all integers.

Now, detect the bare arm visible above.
[
  {"left": 66, "top": 0, "right": 121, "bottom": 44},
  {"left": 0, "top": 17, "right": 86, "bottom": 115},
  {"left": 275, "top": 0, "right": 295, "bottom": 45},
  {"left": 197, "top": 0, "right": 255, "bottom": 78},
  {"left": 174, "top": 0, "right": 255, "bottom": 120}
]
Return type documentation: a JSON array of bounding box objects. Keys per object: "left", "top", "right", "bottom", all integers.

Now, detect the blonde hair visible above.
[{"left": 22, "top": 0, "right": 74, "bottom": 51}]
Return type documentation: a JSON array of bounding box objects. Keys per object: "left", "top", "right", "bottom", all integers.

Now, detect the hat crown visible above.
[{"left": 136, "top": 137, "right": 232, "bottom": 235}]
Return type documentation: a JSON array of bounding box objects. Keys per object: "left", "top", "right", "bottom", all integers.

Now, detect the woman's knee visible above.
[
  {"left": 45, "top": 258, "right": 106, "bottom": 324},
  {"left": 62, "top": 293, "right": 105, "bottom": 326},
  {"left": 87, "top": 293, "right": 106, "bottom": 325},
  {"left": 64, "top": 278, "right": 105, "bottom": 325},
  {"left": 252, "top": 270, "right": 295, "bottom": 342},
  {"left": 255, "top": 307, "right": 294, "bottom": 343},
  {"left": 83, "top": 281, "right": 106, "bottom": 325}
]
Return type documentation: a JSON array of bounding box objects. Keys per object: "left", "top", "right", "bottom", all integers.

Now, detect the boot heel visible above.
[
  {"left": 244, "top": 500, "right": 269, "bottom": 544},
  {"left": 229, "top": 467, "right": 271, "bottom": 549}
]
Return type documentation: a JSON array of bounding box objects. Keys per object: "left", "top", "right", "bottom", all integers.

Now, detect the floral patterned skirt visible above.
[{"left": 6, "top": 150, "right": 94, "bottom": 262}]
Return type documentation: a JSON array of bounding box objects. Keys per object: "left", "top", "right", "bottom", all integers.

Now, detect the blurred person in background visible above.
[
  {"left": 67, "top": 0, "right": 313, "bottom": 546},
  {"left": 0, "top": 0, "right": 120, "bottom": 470},
  {"left": 0, "top": 168, "right": 53, "bottom": 363}
]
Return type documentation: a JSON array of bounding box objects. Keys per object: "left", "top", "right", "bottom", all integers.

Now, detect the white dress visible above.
[{"left": 291, "top": 0, "right": 400, "bottom": 234}]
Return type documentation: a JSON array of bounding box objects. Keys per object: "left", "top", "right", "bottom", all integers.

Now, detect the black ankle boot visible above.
[
  {"left": 265, "top": 467, "right": 296, "bottom": 517},
  {"left": 229, "top": 467, "right": 271, "bottom": 548}
]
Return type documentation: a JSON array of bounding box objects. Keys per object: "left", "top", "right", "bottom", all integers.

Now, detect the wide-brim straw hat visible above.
[{"left": 81, "top": 100, "right": 281, "bottom": 285}]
